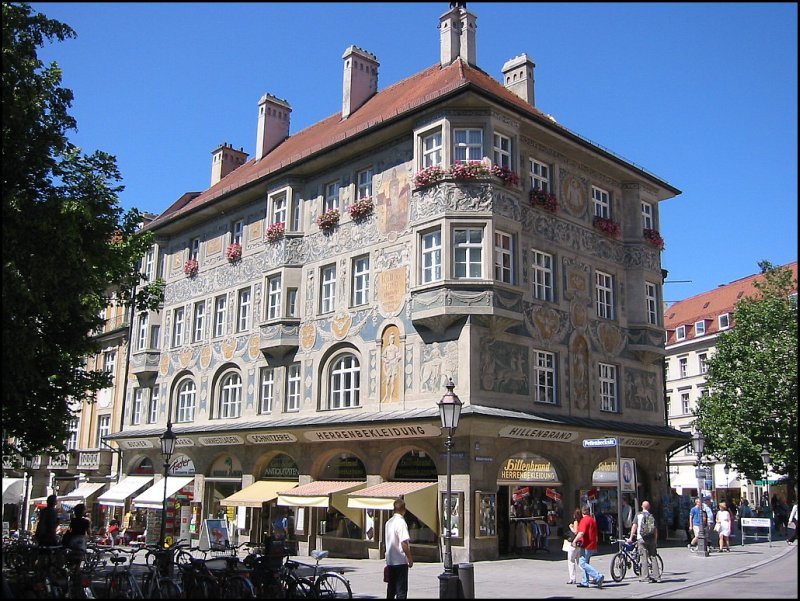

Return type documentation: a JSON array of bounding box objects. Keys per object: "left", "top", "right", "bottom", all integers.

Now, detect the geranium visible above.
[
  {"left": 316, "top": 208, "right": 340, "bottom": 231},
  {"left": 226, "top": 242, "right": 242, "bottom": 262},
  {"left": 530, "top": 188, "right": 558, "bottom": 213},
  {"left": 183, "top": 259, "right": 199, "bottom": 277},
  {"left": 449, "top": 160, "right": 490, "bottom": 180},
  {"left": 413, "top": 165, "right": 446, "bottom": 188},
  {"left": 349, "top": 197, "right": 374, "bottom": 221},
  {"left": 643, "top": 228, "right": 665, "bottom": 250},
  {"left": 489, "top": 164, "right": 520, "bottom": 186},
  {"left": 593, "top": 216, "right": 621, "bottom": 238},
  {"left": 266, "top": 221, "right": 286, "bottom": 244}
]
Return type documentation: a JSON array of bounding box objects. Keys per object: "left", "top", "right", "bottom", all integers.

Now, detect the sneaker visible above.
[
  {"left": 576, "top": 583, "right": 589, "bottom": 588},
  {"left": 688, "top": 544, "right": 696, "bottom": 552},
  {"left": 567, "top": 580, "right": 575, "bottom": 584},
  {"left": 596, "top": 575, "right": 604, "bottom": 589}
]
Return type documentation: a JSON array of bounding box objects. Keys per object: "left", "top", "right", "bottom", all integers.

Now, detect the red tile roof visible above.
[{"left": 665, "top": 262, "right": 797, "bottom": 344}]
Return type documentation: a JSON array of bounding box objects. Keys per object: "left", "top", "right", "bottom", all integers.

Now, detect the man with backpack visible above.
[{"left": 627, "top": 500, "right": 661, "bottom": 583}]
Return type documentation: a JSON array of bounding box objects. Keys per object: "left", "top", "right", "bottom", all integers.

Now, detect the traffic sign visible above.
[{"left": 582, "top": 438, "right": 618, "bottom": 448}]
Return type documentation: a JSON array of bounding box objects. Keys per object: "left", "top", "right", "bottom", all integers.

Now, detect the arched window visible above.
[
  {"left": 219, "top": 372, "right": 242, "bottom": 419},
  {"left": 176, "top": 379, "right": 196, "bottom": 423},
  {"left": 329, "top": 353, "right": 360, "bottom": 409}
]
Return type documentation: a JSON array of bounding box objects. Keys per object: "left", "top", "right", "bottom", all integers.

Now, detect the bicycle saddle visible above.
[{"left": 311, "top": 550, "right": 329, "bottom": 561}]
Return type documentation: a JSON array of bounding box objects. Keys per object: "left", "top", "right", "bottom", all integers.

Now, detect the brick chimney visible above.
[
  {"left": 210, "top": 143, "right": 248, "bottom": 186},
  {"left": 342, "top": 46, "right": 379, "bottom": 119},
  {"left": 502, "top": 54, "right": 536, "bottom": 106},
  {"left": 256, "top": 93, "right": 291, "bottom": 161},
  {"left": 439, "top": 3, "right": 477, "bottom": 67}
]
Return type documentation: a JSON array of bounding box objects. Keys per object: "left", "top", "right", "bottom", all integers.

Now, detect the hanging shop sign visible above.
[
  {"left": 498, "top": 426, "right": 577, "bottom": 442},
  {"left": 247, "top": 432, "right": 298, "bottom": 444},
  {"left": 499, "top": 453, "right": 559, "bottom": 483},
  {"left": 303, "top": 424, "right": 440, "bottom": 442}
]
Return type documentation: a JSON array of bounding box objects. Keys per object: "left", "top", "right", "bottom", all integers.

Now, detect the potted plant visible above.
[
  {"left": 448, "top": 160, "right": 490, "bottom": 180},
  {"left": 643, "top": 228, "right": 665, "bottom": 250},
  {"left": 593, "top": 216, "right": 621, "bottom": 238},
  {"left": 529, "top": 188, "right": 558, "bottom": 213},
  {"left": 349, "top": 197, "right": 374, "bottom": 221},
  {"left": 226, "top": 242, "right": 242, "bottom": 262},
  {"left": 489, "top": 164, "right": 520, "bottom": 186},
  {"left": 316, "top": 208, "right": 340, "bottom": 232},
  {"left": 183, "top": 259, "right": 199, "bottom": 277},
  {"left": 266, "top": 222, "right": 286, "bottom": 244},
  {"left": 413, "top": 165, "right": 446, "bottom": 188}
]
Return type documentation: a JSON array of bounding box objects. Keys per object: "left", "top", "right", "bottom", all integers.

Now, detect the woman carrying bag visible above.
[{"left": 563, "top": 508, "right": 582, "bottom": 584}]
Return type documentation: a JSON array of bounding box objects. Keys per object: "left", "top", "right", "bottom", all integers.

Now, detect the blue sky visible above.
[{"left": 31, "top": 2, "right": 797, "bottom": 302}]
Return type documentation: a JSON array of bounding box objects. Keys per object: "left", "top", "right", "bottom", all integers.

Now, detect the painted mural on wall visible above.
[
  {"left": 478, "top": 337, "right": 529, "bottom": 395},
  {"left": 624, "top": 368, "right": 658, "bottom": 412},
  {"left": 380, "top": 325, "right": 403, "bottom": 404},
  {"left": 376, "top": 168, "right": 410, "bottom": 234},
  {"left": 569, "top": 332, "right": 590, "bottom": 410}
]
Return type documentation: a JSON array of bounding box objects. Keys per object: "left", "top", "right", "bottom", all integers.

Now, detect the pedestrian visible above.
[
  {"left": 563, "top": 508, "right": 582, "bottom": 584},
  {"left": 627, "top": 500, "right": 661, "bottom": 583},
  {"left": 571, "top": 505, "right": 605, "bottom": 589},
  {"left": 385, "top": 498, "right": 413, "bottom": 599},
  {"left": 272, "top": 508, "right": 289, "bottom": 540},
  {"left": 620, "top": 496, "right": 634, "bottom": 533},
  {"left": 34, "top": 494, "right": 59, "bottom": 547},
  {"left": 787, "top": 501, "right": 797, "bottom": 545},
  {"left": 716, "top": 502, "right": 733, "bottom": 552},
  {"left": 65, "top": 503, "right": 91, "bottom": 553}
]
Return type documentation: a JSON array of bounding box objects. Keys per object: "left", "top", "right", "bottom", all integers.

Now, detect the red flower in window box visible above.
[
  {"left": 183, "top": 259, "right": 199, "bottom": 277},
  {"left": 266, "top": 222, "right": 285, "bottom": 244},
  {"left": 643, "top": 228, "right": 665, "bottom": 250},
  {"left": 316, "top": 209, "right": 340, "bottom": 231},
  {"left": 489, "top": 164, "right": 520, "bottom": 186},
  {"left": 448, "top": 160, "right": 490, "bottom": 180},
  {"left": 593, "top": 216, "right": 621, "bottom": 238},
  {"left": 226, "top": 242, "right": 242, "bottom": 262},
  {"left": 529, "top": 189, "right": 558, "bottom": 213},
  {"left": 348, "top": 197, "right": 374, "bottom": 221},
  {"left": 413, "top": 165, "right": 446, "bottom": 188}
]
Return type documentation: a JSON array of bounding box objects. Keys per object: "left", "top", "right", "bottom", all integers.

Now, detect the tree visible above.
[
  {"left": 693, "top": 261, "right": 797, "bottom": 501},
  {"left": 2, "top": 3, "right": 163, "bottom": 460}
]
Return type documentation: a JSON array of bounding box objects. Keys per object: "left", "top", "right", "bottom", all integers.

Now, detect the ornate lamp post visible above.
[
  {"left": 760, "top": 447, "right": 771, "bottom": 524},
  {"left": 723, "top": 463, "right": 730, "bottom": 499},
  {"left": 21, "top": 456, "right": 34, "bottom": 534},
  {"left": 691, "top": 431, "right": 709, "bottom": 557},
  {"left": 437, "top": 379, "right": 462, "bottom": 599},
  {"left": 158, "top": 421, "right": 177, "bottom": 549}
]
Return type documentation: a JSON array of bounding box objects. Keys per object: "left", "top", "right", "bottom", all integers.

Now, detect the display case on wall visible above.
[
  {"left": 475, "top": 492, "right": 497, "bottom": 538},
  {"left": 440, "top": 491, "right": 463, "bottom": 540}
]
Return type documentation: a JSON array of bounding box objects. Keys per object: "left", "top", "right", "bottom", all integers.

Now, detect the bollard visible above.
[
  {"left": 438, "top": 569, "right": 461, "bottom": 598},
  {"left": 456, "top": 563, "right": 474, "bottom": 598}
]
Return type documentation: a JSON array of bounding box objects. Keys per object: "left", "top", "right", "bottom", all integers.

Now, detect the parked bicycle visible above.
[
  {"left": 609, "top": 538, "right": 663, "bottom": 582},
  {"left": 284, "top": 549, "right": 352, "bottom": 599},
  {"left": 177, "top": 543, "right": 255, "bottom": 599}
]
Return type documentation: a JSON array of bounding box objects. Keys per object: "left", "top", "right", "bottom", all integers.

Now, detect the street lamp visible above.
[
  {"left": 760, "top": 447, "right": 771, "bottom": 516},
  {"left": 437, "top": 378, "right": 462, "bottom": 599},
  {"left": 158, "top": 421, "right": 177, "bottom": 551},
  {"left": 723, "top": 463, "right": 730, "bottom": 502},
  {"left": 691, "top": 431, "right": 709, "bottom": 557},
  {"left": 21, "top": 456, "right": 34, "bottom": 534}
]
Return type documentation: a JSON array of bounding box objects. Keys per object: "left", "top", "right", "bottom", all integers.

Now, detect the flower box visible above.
[
  {"left": 226, "top": 242, "right": 242, "bottom": 262},
  {"left": 348, "top": 197, "right": 374, "bottom": 221},
  {"left": 643, "top": 228, "right": 665, "bottom": 250},
  {"left": 183, "top": 259, "right": 199, "bottom": 277},
  {"left": 316, "top": 209, "right": 340, "bottom": 231},
  {"left": 489, "top": 164, "right": 520, "bottom": 186},
  {"left": 449, "top": 160, "right": 490, "bottom": 180},
  {"left": 266, "top": 222, "right": 286, "bottom": 244},
  {"left": 529, "top": 189, "right": 558, "bottom": 213},
  {"left": 593, "top": 216, "right": 621, "bottom": 238},
  {"left": 413, "top": 165, "right": 446, "bottom": 188}
]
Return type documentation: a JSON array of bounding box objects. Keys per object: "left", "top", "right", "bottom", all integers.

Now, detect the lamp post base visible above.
[{"left": 438, "top": 570, "right": 461, "bottom": 599}]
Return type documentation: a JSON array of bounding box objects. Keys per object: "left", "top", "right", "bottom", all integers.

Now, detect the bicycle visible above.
[
  {"left": 609, "top": 538, "right": 663, "bottom": 582},
  {"left": 285, "top": 549, "right": 352, "bottom": 599},
  {"left": 104, "top": 544, "right": 183, "bottom": 599},
  {"left": 178, "top": 548, "right": 255, "bottom": 599}
]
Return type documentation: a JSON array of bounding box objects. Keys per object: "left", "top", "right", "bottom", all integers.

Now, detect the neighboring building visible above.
[
  {"left": 664, "top": 261, "right": 798, "bottom": 507},
  {"left": 107, "top": 4, "right": 686, "bottom": 562}
]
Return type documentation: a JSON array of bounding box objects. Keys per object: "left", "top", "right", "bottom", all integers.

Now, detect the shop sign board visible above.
[
  {"left": 498, "top": 426, "right": 577, "bottom": 442},
  {"left": 304, "top": 424, "right": 440, "bottom": 442},
  {"left": 583, "top": 437, "right": 618, "bottom": 448}
]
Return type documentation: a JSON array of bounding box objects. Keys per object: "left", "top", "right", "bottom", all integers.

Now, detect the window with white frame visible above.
[
  {"left": 172, "top": 307, "right": 185, "bottom": 347},
  {"left": 679, "top": 357, "right": 688, "bottom": 378},
  {"left": 645, "top": 282, "right": 658, "bottom": 325},
  {"left": 287, "top": 288, "right": 298, "bottom": 317},
  {"left": 320, "top": 264, "right": 336, "bottom": 313},
  {"left": 232, "top": 220, "right": 243, "bottom": 245},
  {"left": 324, "top": 181, "right": 340, "bottom": 212},
  {"left": 214, "top": 295, "right": 227, "bottom": 337},
  {"left": 421, "top": 229, "right": 442, "bottom": 283},
  {"left": 493, "top": 132, "right": 512, "bottom": 168},
  {"left": 595, "top": 271, "right": 614, "bottom": 319},
  {"left": 329, "top": 354, "right": 360, "bottom": 409},
  {"left": 137, "top": 313, "right": 149, "bottom": 350},
  {"left": 104, "top": 349, "right": 116, "bottom": 374},
  {"left": 190, "top": 237, "right": 200, "bottom": 261},
  {"left": 681, "top": 391, "right": 691, "bottom": 415},
  {"left": 357, "top": 168, "right": 373, "bottom": 200},
  {"left": 259, "top": 367, "right": 274, "bottom": 414},
  {"left": 664, "top": 361, "right": 669, "bottom": 380},
  {"left": 531, "top": 250, "right": 554, "bottom": 301},
  {"left": 219, "top": 372, "right": 242, "bottom": 419},
  {"left": 132, "top": 388, "right": 143, "bottom": 425},
  {"left": 352, "top": 255, "right": 370, "bottom": 306},
  {"left": 176, "top": 379, "right": 196, "bottom": 423},
  {"left": 286, "top": 363, "right": 301, "bottom": 412},
  {"left": 148, "top": 385, "right": 159, "bottom": 424},
  {"left": 592, "top": 186, "right": 610, "bottom": 219},
  {"left": 143, "top": 247, "right": 155, "bottom": 282},
  {"left": 454, "top": 227, "right": 483, "bottom": 279},
  {"left": 533, "top": 350, "right": 556, "bottom": 404},
  {"left": 695, "top": 320, "right": 706, "bottom": 336},
  {"left": 192, "top": 301, "right": 205, "bottom": 343},
  {"left": 96, "top": 415, "right": 110, "bottom": 448},
  {"left": 598, "top": 363, "right": 618, "bottom": 412},
  {"left": 699, "top": 352, "right": 708, "bottom": 374},
  {"left": 641, "top": 202, "right": 654, "bottom": 230},
  {"left": 676, "top": 325, "right": 686, "bottom": 341},
  {"left": 454, "top": 128, "right": 483, "bottom": 162},
  {"left": 271, "top": 192, "right": 287, "bottom": 226},
  {"left": 292, "top": 196, "right": 301, "bottom": 231},
  {"left": 66, "top": 418, "right": 79, "bottom": 451},
  {"left": 150, "top": 325, "right": 160, "bottom": 350},
  {"left": 494, "top": 231, "right": 513, "bottom": 284},
  {"left": 529, "top": 158, "right": 551, "bottom": 192},
  {"left": 422, "top": 130, "right": 443, "bottom": 167},
  {"left": 267, "top": 275, "right": 282, "bottom": 320},
  {"left": 237, "top": 288, "right": 251, "bottom": 332},
  {"left": 718, "top": 313, "right": 730, "bottom": 329}
]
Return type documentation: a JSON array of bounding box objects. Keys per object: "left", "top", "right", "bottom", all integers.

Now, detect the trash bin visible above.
[{"left": 457, "top": 563, "right": 474, "bottom": 599}]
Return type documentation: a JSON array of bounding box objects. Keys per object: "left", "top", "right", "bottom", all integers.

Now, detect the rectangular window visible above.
[
  {"left": 493, "top": 132, "right": 512, "bottom": 168},
  {"left": 681, "top": 392, "right": 691, "bottom": 415},
  {"left": 320, "top": 264, "right": 337, "bottom": 314},
  {"left": 232, "top": 220, "right": 243, "bottom": 245},
  {"left": 676, "top": 325, "right": 686, "bottom": 341},
  {"left": 494, "top": 231, "right": 513, "bottom": 284},
  {"left": 695, "top": 320, "right": 706, "bottom": 336},
  {"left": 357, "top": 168, "right": 373, "bottom": 200},
  {"left": 422, "top": 130, "right": 443, "bottom": 167},
  {"left": 103, "top": 350, "right": 116, "bottom": 374},
  {"left": 531, "top": 250, "right": 554, "bottom": 302},
  {"left": 598, "top": 363, "right": 618, "bottom": 412},
  {"left": 214, "top": 295, "right": 227, "bottom": 337},
  {"left": 267, "top": 275, "right": 282, "bottom": 320},
  {"left": 324, "top": 181, "right": 340, "bottom": 213},
  {"left": 641, "top": 202, "right": 654, "bottom": 230},
  {"left": 533, "top": 350, "right": 556, "bottom": 404},
  {"left": 148, "top": 385, "right": 159, "bottom": 424},
  {"left": 453, "top": 128, "right": 483, "bottom": 162},
  {"left": 190, "top": 237, "right": 200, "bottom": 261},
  {"left": 286, "top": 363, "right": 301, "bottom": 412},
  {"left": 96, "top": 415, "right": 110, "bottom": 448},
  {"left": 66, "top": 419, "right": 79, "bottom": 451},
  {"left": 718, "top": 313, "right": 730, "bottom": 329},
  {"left": 292, "top": 196, "right": 300, "bottom": 231},
  {"left": 144, "top": 247, "right": 155, "bottom": 282},
  {"left": 192, "top": 301, "right": 205, "bottom": 343},
  {"left": 172, "top": 307, "right": 185, "bottom": 347},
  {"left": 271, "top": 192, "right": 287, "bottom": 226},
  {"left": 287, "top": 288, "right": 298, "bottom": 317},
  {"left": 352, "top": 255, "right": 370, "bottom": 306},
  {"left": 592, "top": 186, "right": 610, "bottom": 219},
  {"left": 454, "top": 227, "right": 484, "bottom": 279},
  {"left": 150, "top": 325, "right": 160, "bottom": 350},
  {"left": 132, "top": 389, "right": 143, "bottom": 425},
  {"left": 237, "top": 288, "right": 251, "bottom": 332},
  {"left": 645, "top": 282, "right": 658, "bottom": 325},
  {"left": 421, "top": 229, "right": 442, "bottom": 283},
  {"left": 137, "top": 313, "right": 149, "bottom": 350},
  {"left": 259, "top": 367, "right": 274, "bottom": 414},
  {"left": 699, "top": 353, "right": 708, "bottom": 374},
  {"left": 595, "top": 271, "right": 614, "bottom": 319},
  {"left": 529, "top": 158, "right": 551, "bottom": 192},
  {"left": 678, "top": 357, "right": 688, "bottom": 378}
]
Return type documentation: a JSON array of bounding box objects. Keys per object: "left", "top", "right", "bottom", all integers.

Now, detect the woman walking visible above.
[
  {"left": 563, "top": 508, "right": 582, "bottom": 584},
  {"left": 716, "top": 502, "right": 733, "bottom": 552}
]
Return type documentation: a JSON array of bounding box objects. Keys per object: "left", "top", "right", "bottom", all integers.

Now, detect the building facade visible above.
[{"left": 105, "top": 4, "right": 686, "bottom": 562}]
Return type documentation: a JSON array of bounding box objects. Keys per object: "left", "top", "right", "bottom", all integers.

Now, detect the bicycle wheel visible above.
[
  {"left": 609, "top": 552, "right": 627, "bottom": 582},
  {"left": 284, "top": 575, "right": 314, "bottom": 599},
  {"left": 152, "top": 577, "right": 183, "bottom": 600},
  {"left": 314, "top": 572, "right": 352, "bottom": 599},
  {"left": 106, "top": 573, "right": 137, "bottom": 599},
  {"left": 222, "top": 575, "right": 255, "bottom": 599}
]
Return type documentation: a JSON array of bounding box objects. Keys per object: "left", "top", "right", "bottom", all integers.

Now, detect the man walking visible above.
[
  {"left": 571, "top": 505, "right": 605, "bottom": 589},
  {"left": 688, "top": 497, "right": 703, "bottom": 552},
  {"left": 628, "top": 500, "right": 661, "bottom": 583},
  {"left": 385, "top": 498, "right": 413, "bottom": 599}
]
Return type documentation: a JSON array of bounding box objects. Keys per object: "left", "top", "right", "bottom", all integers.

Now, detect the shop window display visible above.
[{"left": 508, "top": 485, "right": 563, "bottom": 553}]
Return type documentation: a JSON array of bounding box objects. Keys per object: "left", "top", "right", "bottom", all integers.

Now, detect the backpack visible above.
[{"left": 639, "top": 512, "right": 656, "bottom": 539}]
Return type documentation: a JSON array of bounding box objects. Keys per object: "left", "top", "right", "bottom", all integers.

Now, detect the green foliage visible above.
[
  {"left": 2, "top": 3, "right": 163, "bottom": 458},
  {"left": 693, "top": 261, "right": 797, "bottom": 495}
]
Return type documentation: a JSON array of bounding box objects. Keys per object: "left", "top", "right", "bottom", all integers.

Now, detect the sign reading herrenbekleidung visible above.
[{"left": 498, "top": 453, "right": 559, "bottom": 483}]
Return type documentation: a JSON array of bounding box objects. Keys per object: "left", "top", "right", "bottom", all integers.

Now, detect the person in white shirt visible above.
[
  {"left": 384, "top": 498, "right": 414, "bottom": 599},
  {"left": 787, "top": 502, "right": 798, "bottom": 544},
  {"left": 627, "top": 500, "right": 661, "bottom": 583}
]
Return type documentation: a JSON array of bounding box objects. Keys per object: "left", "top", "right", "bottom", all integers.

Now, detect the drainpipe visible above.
[{"left": 116, "top": 282, "right": 137, "bottom": 482}]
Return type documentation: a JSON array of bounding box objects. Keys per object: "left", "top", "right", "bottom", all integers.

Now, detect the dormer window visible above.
[
  {"left": 718, "top": 313, "right": 730, "bottom": 330},
  {"left": 676, "top": 325, "right": 686, "bottom": 341},
  {"left": 694, "top": 320, "right": 706, "bottom": 336}
]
